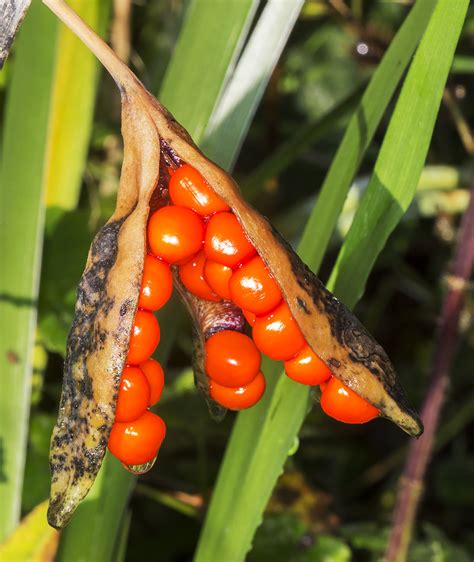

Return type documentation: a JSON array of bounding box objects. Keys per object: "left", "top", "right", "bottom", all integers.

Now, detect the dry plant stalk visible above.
[
  {"left": 0, "top": 0, "right": 32, "bottom": 68},
  {"left": 385, "top": 182, "right": 474, "bottom": 562},
  {"left": 40, "top": 0, "right": 422, "bottom": 529}
]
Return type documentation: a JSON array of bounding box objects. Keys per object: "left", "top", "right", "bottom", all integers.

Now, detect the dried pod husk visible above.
[
  {"left": 45, "top": 0, "right": 422, "bottom": 531},
  {"left": 48, "top": 94, "right": 162, "bottom": 529},
  {"left": 0, "top": 0, "right": 32, "bottom": 68}
]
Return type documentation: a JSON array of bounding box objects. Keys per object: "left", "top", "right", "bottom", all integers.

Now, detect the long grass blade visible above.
[
  {"left": 202, "top": 0, "right": 304, "bottom": 170},
  {"left": 451, "top": 55, "right": 474, "bottom": 74},
  {"left": 160, "top": 0, "right": 259, "bottom": 143},
  {"left": 0, "top": 500, "right": 58, "bottom": 561},
  {"left": 328, "top": 0, "right": 469, "bottom": 306},
  {"left": 0, "top": 0, "right": 109, "bottom": 543},
  {"left": 299, "top": 0, "right": 438, "bottom": 272},
  {"left": 194, "top": 2, "right": 447, "bottom": 561},
  {"left": 56, "top": 457, "right": 133, "bottom": 562},
  {"left": 0, "top": 3, "right": 59, "bottom": 540},
  {"left": 241, "top": 84, "right": 365, "bottom": 202},
  {"left": 44, "top": 0, "right": 109, "bottom": 209}
]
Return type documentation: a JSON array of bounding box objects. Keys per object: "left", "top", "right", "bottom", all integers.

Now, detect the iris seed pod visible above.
[{"left": 43, "top": 0, "right": 423, "bottom": 530}]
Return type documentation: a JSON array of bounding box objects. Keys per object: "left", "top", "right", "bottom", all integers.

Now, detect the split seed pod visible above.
[{"left": 44, "top": 0, "right": 423, "bottom": 530}]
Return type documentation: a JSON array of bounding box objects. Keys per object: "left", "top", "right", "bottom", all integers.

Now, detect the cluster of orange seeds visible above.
[
  {"left": 107, "top": 254, "right": 171, "bottom": 468},
  {"left": 108, "top": 163, "right": 379, "bottom": 468}
]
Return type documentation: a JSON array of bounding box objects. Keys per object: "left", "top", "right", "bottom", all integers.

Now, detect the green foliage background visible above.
[{"left": 0, "top": 1, "right": 473, "bottom": 561}]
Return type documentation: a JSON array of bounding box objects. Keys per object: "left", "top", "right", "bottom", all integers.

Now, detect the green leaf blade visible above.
[
  {"left": 201, "top": 0, "right": 304, "bottom": 170},
  {"left": 0, "top": 3, "right": 59, "bottom": 539},
  {"left": 299, "top": 0, "right": 437, "bottom": 270},
  {"left": 329, "top": 0, "right": 469, "bottom": 306},
  {"left": 194, "top": 1, "right": 468, "bottom": 560},
  {"left": 159, "top": 0, "right": 259, "bottom": 143},
  {"left": 0, "top": 0, "right": 110, "bottom": 542},
  {"left": 44, "top": 0, "right": 109, "bottom": 210}
]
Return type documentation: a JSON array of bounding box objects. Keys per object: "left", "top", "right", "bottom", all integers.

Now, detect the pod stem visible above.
[
  {"left": 384, "top": 178, "right": 474, "bottom": 562},
  {"left": 42, "top": 0, "right": 136, "bottom": 92}
]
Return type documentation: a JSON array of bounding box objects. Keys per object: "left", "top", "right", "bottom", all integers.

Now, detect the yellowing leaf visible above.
[
  {"left": 0, "top": 501, "right": 59, "bottom": 562},
  {"left": 44, "top": 0, "right": 106, "bottom": 210}
]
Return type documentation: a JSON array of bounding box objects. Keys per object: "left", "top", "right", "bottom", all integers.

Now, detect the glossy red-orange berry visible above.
[
  {"left": 209, "top": 371, "right": 266, "bottom": 410},
  {"left": 115, "top": 366, "right": 151, "bottom": 422},
  {"left": 252, "top": 301, "right": 305, "bottom": 361},
  {"left": 179, "top": 251, "right": 221, "bottom": 302},
  {"left": 205, "top": 330, "right": 261, "bottom": 387},
  {"left": 138, "top": 254, "right": 173, "bottom": 311},
  {"left": 284, "top": 345, "right": 332, "bottom": 386},
  {"left": 320, "top": 377, "right": 380, "bottom": 424},
  {"left": 148, "top": 205, "right": 204, "bottom": 264},
  {"left": 319, "top": 380, "right": 329, "bottom": 393},
  {"left": 108, "top": 411, "right": 166, "bottom": 465},
  {"left": 204, "top": 212, "right": 256, "bottom": 268},
  {"left": 126, "top": 310, "right": 160, "bottom": 365},
  {"left": 229, "top": 255, "right": 282, "bottom": 315},
  {"left": 242, "top": 309, "right": 256, "bottom": 326},
  {"left": 169, "top": 164, "right": 229, "bottom": 216},
  {"left": 140, "top": 358, "right": 165, "bottom": 406},
  {"left": 203, "top": 259, "right": 232, "bottom": 300}
]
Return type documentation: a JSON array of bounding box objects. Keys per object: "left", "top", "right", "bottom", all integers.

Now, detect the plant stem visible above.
[
  {"left": 443, "top": 88, "right": 474, "bottom": 155},
  {"left": 384, "top": 179, "right": 474, "bottom": 562},
  {"left": 42, "top": 0, "right": 135, "bottom": 91}
]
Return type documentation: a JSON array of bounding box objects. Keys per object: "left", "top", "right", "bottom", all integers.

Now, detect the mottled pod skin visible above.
[
  {"left": 44, "top": 2, "right": 422, "bottom": 531},
  {"left": 48, "top": 99, "right": 161, "bottom": 528}
]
